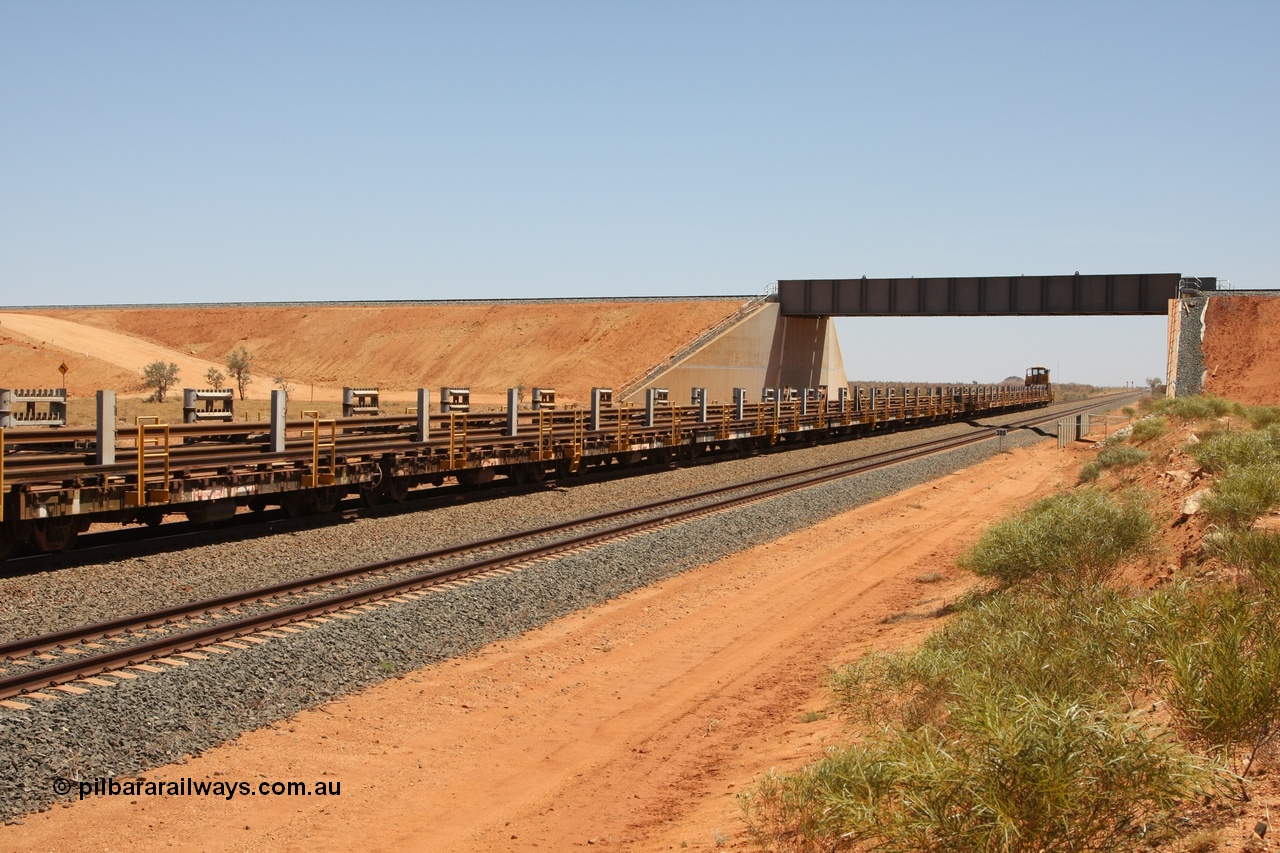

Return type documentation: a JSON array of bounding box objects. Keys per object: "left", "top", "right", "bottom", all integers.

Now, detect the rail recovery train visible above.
[{"left": 0, "top": 378, "right": 1053, "bottom": 558}]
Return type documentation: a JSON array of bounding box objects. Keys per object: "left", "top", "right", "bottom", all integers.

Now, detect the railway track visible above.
[
  {"left": 0, "top": 419, "right": 983, "bottom": 573},
  {"left": 2, "top": 396, "right": 1056, "bottom": 572},
  {"left": 1, "top": 457, "right": 673, "bottom": 575},
  {"left": 1, "top": 379, "right": 1054, "bottom": 559},
  {"left": 0, "top": 395, "right": 1126, "bottom": 704}
]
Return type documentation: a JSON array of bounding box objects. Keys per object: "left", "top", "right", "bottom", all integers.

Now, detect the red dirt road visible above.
[{"left": 1, "top": 441, "right": 1081, "bottom": 852}]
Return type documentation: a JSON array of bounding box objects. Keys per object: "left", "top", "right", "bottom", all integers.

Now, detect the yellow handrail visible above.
[
  {"left": 448, "top": 412, "right": 469, "bottom": 470},
  {"left": 302, "top": 415, "right": 337, "bottom": 488},
  {"left": 613, "top": 402, "right": 632, "bottom": 451},
  {"left": 128, "top": 417, "right": 171, "bottom": 506},
  {"left": 570, "top": 409, "right": 584, "bottom": 472},
  {"left": 536, "top": 409, "right": 553, "bottom": 461}
]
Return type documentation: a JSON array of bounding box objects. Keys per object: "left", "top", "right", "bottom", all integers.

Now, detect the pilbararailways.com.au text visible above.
[{"left": 52, "top": 777, "right": 341, "bottom": 801}]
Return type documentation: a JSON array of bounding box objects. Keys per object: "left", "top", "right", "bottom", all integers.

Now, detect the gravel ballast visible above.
[
  {"left": 0, "top": 400, "right": 1118, "bottom": 821},
  {"left": 0, "top": 401, "right": 1106, "bottom": 644}
]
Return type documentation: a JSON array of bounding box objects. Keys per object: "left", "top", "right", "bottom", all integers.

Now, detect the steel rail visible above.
[
  {"left": 3, "top": 400, "right": 927, "bottom": 564},
  {"left": 4, "top": 415, "right": 1003, "bottom": 480},
  {"left": 0, "top": 395, "right": 1104, "bottom": 568},
  {"left": 0, "top": 395, "right": 1049, "bottom": 465},
  {"left": 0, "top": 396, "right": 1124, "bottom": 701},
  {"left": 0, "top": 418, "right": 1021, "bottom": 658}
]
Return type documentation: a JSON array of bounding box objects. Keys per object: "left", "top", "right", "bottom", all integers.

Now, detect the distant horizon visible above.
[
  {"left": 0, "top": 293, "right": 757, "bottom": 310},
  {"left": 9, "top": 272, "right": 1273, "bottom": 311},
  {"left": 6, "top": 287, "right": 1268, "bottom": 388}
]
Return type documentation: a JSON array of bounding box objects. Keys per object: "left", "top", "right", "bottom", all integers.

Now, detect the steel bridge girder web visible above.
[{"left": 777, "top": 274, "right": 1203, "bottom": 317}]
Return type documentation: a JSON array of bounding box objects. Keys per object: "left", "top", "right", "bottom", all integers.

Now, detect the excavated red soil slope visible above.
[
  {"left": 0, "top": 300, "right": 747, "bottom": 403},
  {"left": 0, "top": 330, "right": 137, "bottom": 396},
  {"left": 1202, "top": 295, "right": 1280, "bottom": 406}
]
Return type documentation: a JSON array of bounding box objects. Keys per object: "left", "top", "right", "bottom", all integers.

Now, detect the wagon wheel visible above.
[
  {"left": 30, "top": 517, "right": 79, "bottom": 553},
  {"left": 311, "top": 488, "right": 342, "bottom": 514}
]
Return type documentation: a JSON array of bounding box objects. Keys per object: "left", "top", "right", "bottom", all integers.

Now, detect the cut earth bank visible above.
[
  {"left": 5, "top": 437, "right": 1104, "bottom": 852},
  {"left": 0, "top": 298, "right": 747, "bottom": 409}
]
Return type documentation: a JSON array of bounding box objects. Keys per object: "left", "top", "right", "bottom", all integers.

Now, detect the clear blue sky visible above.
[{"left": 2, "top": 1, "right": 1276, "bottom": 385}]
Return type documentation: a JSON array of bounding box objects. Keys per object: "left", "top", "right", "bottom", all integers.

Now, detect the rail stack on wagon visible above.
[{"left": 0, "top": 379, "right": 1052, "bottom": 558}]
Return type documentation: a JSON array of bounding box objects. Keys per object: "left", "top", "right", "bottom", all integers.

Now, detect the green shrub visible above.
[
  {"left": 1206, "top": 529, "right": 1280, "bottom": 592},
  {"left": 1122, "top": 406, "right": 1137, "bottom": 419},
  {"left": 831, "top": 647, "right": 949, "bottom": 731},
  {"left": 1078, "top": 461, "right": 1101, "bottom": 483},
  {"left": 1245, "top": 406, "right": 1280, "bottom": 430},
  {"left": 742, "top": 750, "right": 875, "bottom": 852},
  {"left": 1129, "top": 416, "right": 1168, "bottom": 443},
  {"left": 1159, "top": 534, "right": 1280, "bottom": 788},
  {"left": 959, "top": 490, "right": 1155, "bottom": 588},
  {"left": 831, "top": 587, "right": 1169, "bottom": 745},
  {"left": 1188, "top": 430, "right": 1279, "bottom": 473},
  {"left": 1201, "top": 463, "right": 1280, "bottom": 529},
  {"left": 743, "top": 696, "right": 1203, "bottom": 853},
  {"left": 1152, "top": 395, "right": 1243, "bottom": 421},
  {"left": 1154, "top": 585, "right": 1280, "bottom": 782},
  {"left": 1096, "top": 444, "right": 1149, "bottom": 469},
  {"left": 744, "top": 473, "right": 1258, "bottom": 852},
  {"left": 770, "top": 584, "right": 1215, "bottom": 851}
]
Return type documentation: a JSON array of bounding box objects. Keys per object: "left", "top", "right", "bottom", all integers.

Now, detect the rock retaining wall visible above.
[{"left": 1169, "top": 291, "right": 1280, "bottom": 405}]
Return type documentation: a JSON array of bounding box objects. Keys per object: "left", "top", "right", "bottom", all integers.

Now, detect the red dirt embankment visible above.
[
  {"left": 0, "top": 329, "right": 137, "bottom": 396},
  {"left": 1202, "top": 295, "right": 1280, "bottom": 406},
  {"left": 0, "top": 300, "right": 745, "bottom": 404}
]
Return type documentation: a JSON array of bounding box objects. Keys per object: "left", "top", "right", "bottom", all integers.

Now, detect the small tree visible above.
[
  {"left": 1145, "top": 377, "right": 1165, "bottom": 396},
  {"left": 141, "top": 361, "right": 179, "bottom": 403},
  {"left": 226, "top": 346, "right": 256, "bottom": 400},
  {"left": 205, "top": 367, "right": 226, "bottom": 390},
  {"left": 274, "top": 373, "right": 294, "bottom": 408}
]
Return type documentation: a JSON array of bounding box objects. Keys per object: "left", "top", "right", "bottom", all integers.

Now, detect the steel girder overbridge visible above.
[{"left": 778, "top": 273, "right": 1216, "bottom": 317}]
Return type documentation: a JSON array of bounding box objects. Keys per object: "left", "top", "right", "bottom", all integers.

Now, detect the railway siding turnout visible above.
[{"left": 0, "top": 382, "right": 1051, "bottom": 558}]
